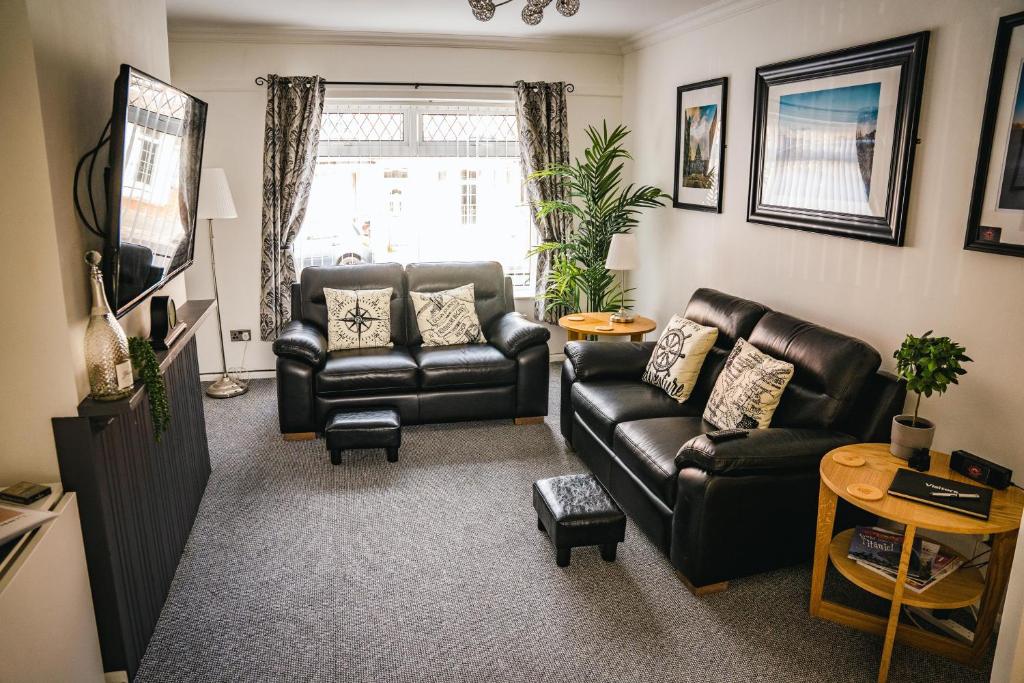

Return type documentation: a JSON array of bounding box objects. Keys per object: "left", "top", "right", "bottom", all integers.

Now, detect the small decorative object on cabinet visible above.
[
  {"left": 604, "top": 233, "right": 638, "bottom": 323},
  {"left": 811, "top": 444, "right": 1024, "bottom": 683},
  {"left": 748, "top": 32, "right": 929, "bottom": 245},
  {"left": 149, "top": 295, "right": 186, "bottom": 350},
  {"left": 83, "top": 250, "right": 133, "bottom": 401},
  {"left": 197, "top": 168, "right": 246, "bottom": 398},
  {"left": 674, "top": 77, "right": 727, "bottom": 212},
  {"left": 965, "top": 11, "right": 1024, "bottom": 257},
  {"left": 890, "top": 331, "right": 971, "bottom": 458}
]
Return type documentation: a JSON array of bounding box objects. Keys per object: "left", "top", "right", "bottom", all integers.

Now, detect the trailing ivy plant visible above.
[
  {"left": 129, "top": 337, "right": 171, "bottom": 441},
  {"left": 893, "top": 331, "right": 971, "bottom": 427},
  {"left": 528, "top": 122, "right": 669, "bottom": 314}
]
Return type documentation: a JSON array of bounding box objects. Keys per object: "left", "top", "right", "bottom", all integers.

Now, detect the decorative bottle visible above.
[{"left": 84, "top": 250, "right": 134, "bottom": 401}]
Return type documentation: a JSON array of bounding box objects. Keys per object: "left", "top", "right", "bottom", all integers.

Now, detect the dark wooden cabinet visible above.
[{"left": 53, "top": 300, "right": 214, "bottom": 678}]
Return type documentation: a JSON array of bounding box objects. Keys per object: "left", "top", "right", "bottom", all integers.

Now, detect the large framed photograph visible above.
[
  {"left": 674, "top": 77, "right": 727, "bottom": 212},
  {"left": 747, "top": 32, "right": 929, "bottom": 245},
  {"left": 965, "top": 11, "right": 1024, "bottom": 258}
]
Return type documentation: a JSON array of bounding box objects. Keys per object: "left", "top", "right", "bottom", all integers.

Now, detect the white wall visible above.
[
  {"left": 622, "top": 0, "right": 1024, "bottom": 678},
  {"left": 168, "top": 36, "right": 624, "bottom": 375}
]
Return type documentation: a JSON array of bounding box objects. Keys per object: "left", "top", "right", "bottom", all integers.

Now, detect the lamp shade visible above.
[
  {"left": 605, "top": 233, "right": 638, "bottom": 271},
  {"left": 197, "top": 168, "right": 237, "bottom": 220}
]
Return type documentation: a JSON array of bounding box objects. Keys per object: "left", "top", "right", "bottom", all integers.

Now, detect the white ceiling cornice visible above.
[
  {"left": 621, "top": 0, "right": 783, "bottom": 53},
  {"left": 167, "top": 24, "right": 623, "bottom": 56}
]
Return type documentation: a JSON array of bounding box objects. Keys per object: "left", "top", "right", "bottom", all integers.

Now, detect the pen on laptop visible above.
[{"left": 930, "top": 491, "right": 981, "bottom": 499}]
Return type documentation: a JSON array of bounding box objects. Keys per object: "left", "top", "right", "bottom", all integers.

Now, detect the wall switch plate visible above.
[{"left": 230, "top": 329, "right": 252, "bottom": 342}]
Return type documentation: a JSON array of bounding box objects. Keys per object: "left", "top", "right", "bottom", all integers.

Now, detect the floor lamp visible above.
[
  {"left": 197, "top": 168, "right": 246, "bottom": 398},
  {"left": 606, "top": 233, "right": 638, "bottom": 324}
]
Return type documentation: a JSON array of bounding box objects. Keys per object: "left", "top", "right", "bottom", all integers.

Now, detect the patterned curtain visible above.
[
  {"left": 259, "top": 75, "right": 326, "bottom": 341},
  {"left": 515, "top": 81, "right": 570, "bottom": 323}
]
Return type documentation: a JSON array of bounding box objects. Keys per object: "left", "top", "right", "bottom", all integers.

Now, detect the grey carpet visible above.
[{"left": 136, "top": 367, "right": 991, "bottom": 682}]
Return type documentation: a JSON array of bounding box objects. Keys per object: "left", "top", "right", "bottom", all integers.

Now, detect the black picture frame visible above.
[
  {"left": 965, "top": 11, "right": 1024, "bottom": 258},
  {"left": 673, "top": 77, "right": 728, "bottom": 213},
  {"left": 747, "top": 32, "right": 929, "bottom": 245}
]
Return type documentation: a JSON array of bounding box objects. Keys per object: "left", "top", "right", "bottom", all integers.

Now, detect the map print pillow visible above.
[
  {"left": 703, "top": 338, "right": 795, "bottom": 429},
  {"left": 641, "top": 315, "right": 718, "bottom": 403},
  {"left": 410, "top": 284, "right": 486, "bottom": 347},
  {"left": 324, "top": 287, "right": 393, "bottom": 351}
]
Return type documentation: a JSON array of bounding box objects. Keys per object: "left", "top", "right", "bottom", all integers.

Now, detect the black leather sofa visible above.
[
  {"left": 273, "top": 261, "right": 550, "bottom": 436},
  {"left": 561, "top": 288, "right": 905, "bottom": 591}
]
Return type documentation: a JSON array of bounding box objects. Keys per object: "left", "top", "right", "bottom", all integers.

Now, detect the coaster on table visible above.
[
  {"left": 833, "top": 452, "right": 866, "bottom": 467},
  {"left": 595, "top": 325, "right": 614, "bottom": 331},
  {"left": 847, "top": 483, "right": 883, "bottom": 501},
  {"left": 566, "top": 315, "right": 586, "bottom": 321}
]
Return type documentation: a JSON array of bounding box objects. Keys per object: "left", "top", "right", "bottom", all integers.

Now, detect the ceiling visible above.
[{"left": 165, "top": 0, "right": 719, "bottom": 42}]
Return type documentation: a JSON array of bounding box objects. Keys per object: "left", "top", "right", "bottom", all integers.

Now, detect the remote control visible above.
[{"left": 706, "top": 429, "right": 748, "bottom": 443}]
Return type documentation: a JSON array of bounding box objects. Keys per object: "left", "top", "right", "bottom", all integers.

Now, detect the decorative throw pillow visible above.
[
  {"left": 409, "top": 284, "right": 486, "bottom": 346},
  {"left": 641, "top": 315, "right": 719, "bottom": 403},
  {"left": 703, "top": 338, "right": 795, "bottom": 429},
  {"left": 324, "top": 287, "right": 393, "bottom": 351}
]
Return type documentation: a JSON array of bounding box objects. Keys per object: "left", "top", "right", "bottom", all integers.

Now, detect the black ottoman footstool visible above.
[
  {"left": 325, "top": 408, "right": 401, "bottom": 465},
  {"left": 532, "top": 474, "right": 626, "bottom": 567}
]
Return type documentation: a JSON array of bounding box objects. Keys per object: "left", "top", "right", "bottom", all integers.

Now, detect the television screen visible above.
[{"left": 106, "top": 64, "right": 207, "bottom": 316}]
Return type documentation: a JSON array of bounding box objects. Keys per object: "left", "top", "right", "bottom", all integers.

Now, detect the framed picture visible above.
[
  {"left": 674, "top": 77, "right": 727, "bottom": 212},
  {"left": 965, "top": 11, "right": 1024, "bottom": 258},
  {"left": 747, "top": 32, "right": 929, "bottom": 245}
]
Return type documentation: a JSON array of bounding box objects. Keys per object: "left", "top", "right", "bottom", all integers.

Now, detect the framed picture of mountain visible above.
[
  {"left": 748, "top": 32, "right": 929, "bottom": 245},
  {"left": 966, "top": 11, "right": 1024, "bottom": 258},
  {"left": 674, "top": 77, "right": 727, "bottom": 212}
]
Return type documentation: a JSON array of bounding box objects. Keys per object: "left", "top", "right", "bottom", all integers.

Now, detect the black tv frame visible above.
[{"left": 105, "top": 63, "right": 208, "bottom": 318}]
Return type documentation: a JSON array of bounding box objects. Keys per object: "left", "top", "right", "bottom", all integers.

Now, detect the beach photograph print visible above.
[
  {"left": 998, "top": 60, "right": 1024, "bottom": 210},
  {"left": 682, "top": 104, "right": 719, "bottom": 191},
  {"left": 762, "top": 81, "right": 882, "bottom": 216}
]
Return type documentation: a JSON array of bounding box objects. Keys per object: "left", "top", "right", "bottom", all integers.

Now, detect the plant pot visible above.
[{"left": 890, "top": 415, "right": 935, "bottom": 459}]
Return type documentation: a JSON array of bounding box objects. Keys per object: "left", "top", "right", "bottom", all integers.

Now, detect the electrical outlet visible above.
[{"left": 230, "top": 329, "right": 252, "bottom": 342}]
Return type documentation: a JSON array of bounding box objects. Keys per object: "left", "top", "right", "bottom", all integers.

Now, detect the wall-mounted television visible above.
[{"left": 105, "top": 64, "right": 207, "bottom": 317}]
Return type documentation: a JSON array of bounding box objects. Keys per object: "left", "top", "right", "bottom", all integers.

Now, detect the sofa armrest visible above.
[
  {"left": 272, "top": 320, "right": 328, "bottom": 368},
  {"left": 564, "top": 341, "right": 655, "bottom": 382},
  {"left": 488, "top": 312, "right": 550, "bottom": 357},
  {"left": 675, "top": 429, "right": 857, "bottom": 475}
]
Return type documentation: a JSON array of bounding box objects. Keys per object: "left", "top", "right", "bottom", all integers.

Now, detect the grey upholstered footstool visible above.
[
  {"left": 324, "top": 408, "right": 401, "bottom": 465},
  {"left": 532, "top": 474, "right": 626, "bottom": 567}
]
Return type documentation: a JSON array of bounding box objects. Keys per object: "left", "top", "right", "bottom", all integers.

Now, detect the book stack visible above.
[{"left": 847, "top": 526, "right": 964, "bottom": 594}]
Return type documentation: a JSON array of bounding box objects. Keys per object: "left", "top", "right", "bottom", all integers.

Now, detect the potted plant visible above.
[
  {"left": 890, "top": 331, "right": 971, "bottom": 458},
  {"left": 528, "top": 122, "right": 669, "bottom": 314}
]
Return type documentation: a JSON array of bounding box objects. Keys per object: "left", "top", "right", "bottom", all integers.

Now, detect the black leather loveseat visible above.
[
  {"left": 273, "top": 261, "right": 550, "bottom": 436},
  {"left": 561, "top": 288, "right": 905, "bottom": 591}
]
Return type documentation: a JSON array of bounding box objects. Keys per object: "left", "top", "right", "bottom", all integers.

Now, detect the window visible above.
[
  {"left": 296, "top": 102, "right": 532, "bottom": 290},
  {"left": 460, "top": 170, "right": 478, "bottom": 225},
  {"left": 135, "top": 138, "right": 158, "bottom": 185}
]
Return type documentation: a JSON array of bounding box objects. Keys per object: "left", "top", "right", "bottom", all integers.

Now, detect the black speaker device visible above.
[{"left": 950, "top": 450, "right": 1012, "bottom": 490}]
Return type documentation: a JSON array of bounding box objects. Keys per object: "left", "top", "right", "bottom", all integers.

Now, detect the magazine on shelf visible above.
[
  {"left": 846, "top": 526, "right": 965, "bottom": 593},
  {"left": 856, "top": 555, "right": 966, "bottom": 594},
  {"left": 0, "top": 503, "right": 57, "bottom": 545}
]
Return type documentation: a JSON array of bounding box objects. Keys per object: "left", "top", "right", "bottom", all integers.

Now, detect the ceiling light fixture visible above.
[{"left": 469, "top": 0, "right": 580, "bottom": 26}]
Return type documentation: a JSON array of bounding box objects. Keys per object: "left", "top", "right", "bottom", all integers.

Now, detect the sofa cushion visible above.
[
  {"left": 571, "top": 380, "right": 701, "bottom": 446},
  {"left": 405, "top": 262, "right": 508, "bottom": 345},
  {"left": 300, "top": 263, "right": 408, "bottom": 345},
  {"left": 613, "top": 417, "right": 713, "bottom": 507},
  {"left": 316, "top": 347, "right": 418, "bottom": 396},
  {"left": 409, "top": 284, "right": 487, "bottom": 346},
  {"left": 703, "top": 338, "right": 795, "bottom": 429},
  {"left": 748, "top": 311, "right": 881, "bottom": 430},
  {"left": 413, "top": 344, "right": 516, "bottom": 389}
]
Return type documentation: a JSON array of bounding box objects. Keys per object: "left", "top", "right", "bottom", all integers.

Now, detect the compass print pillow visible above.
[
  {"left": 409, "top": 283, "right": 486, "bottom": 347},
  {"left": 324, "top": 287, "right": 393, "bottom": 351},
  {"left": 703, "top": 338, "right": 795, "bottom": 429},
  {"left": 641, "top": 315, "right": 718, "bottom": 402}
]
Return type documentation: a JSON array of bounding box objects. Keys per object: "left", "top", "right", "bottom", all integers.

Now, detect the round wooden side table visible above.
[
  {"left": 810, "top": 443, "right": 1024, "bottom": 683},
  {"left": 558, "top": 312, "right": 656, "bottom": 342}
]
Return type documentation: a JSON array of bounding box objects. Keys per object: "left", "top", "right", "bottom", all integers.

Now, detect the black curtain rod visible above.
[{"left": 253, "top": 76, "right": 574, "bottom": 92}]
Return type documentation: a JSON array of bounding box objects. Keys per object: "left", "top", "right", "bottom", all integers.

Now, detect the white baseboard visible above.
[{"left": 550, "top": 353, "right": 565, "bottom": 363}]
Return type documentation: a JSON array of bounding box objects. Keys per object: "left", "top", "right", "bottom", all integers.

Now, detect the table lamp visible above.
[
  {"left": 196, "top": 168, "right": 246, "bottom": 399},
  {"left": 605, "top": 233, "right": 637, "bottom": 324}
]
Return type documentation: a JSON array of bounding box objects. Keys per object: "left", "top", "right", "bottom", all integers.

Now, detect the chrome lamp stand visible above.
[{"left": 205, "top": 217, "right": 247, "bottom": 398}]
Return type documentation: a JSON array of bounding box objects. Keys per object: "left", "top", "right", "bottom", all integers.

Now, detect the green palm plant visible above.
[{"left": 528, "top": 122, "right": 669, "bottom": 314}]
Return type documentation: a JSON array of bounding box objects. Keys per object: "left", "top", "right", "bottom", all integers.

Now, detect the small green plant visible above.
[
  {"left": 893, "top": 331, "right": 971, "bottom": 427},
  {"left": 129, "top": 337, "right": 170, "bottom": 441}
]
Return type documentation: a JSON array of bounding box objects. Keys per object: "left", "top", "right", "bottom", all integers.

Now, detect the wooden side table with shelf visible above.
[
  {"left": 558, "top": 312, "right": 656, "bottom": 342},
  {"left": 811, "top": 443, "right": 1024, "bottom": 683}
]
